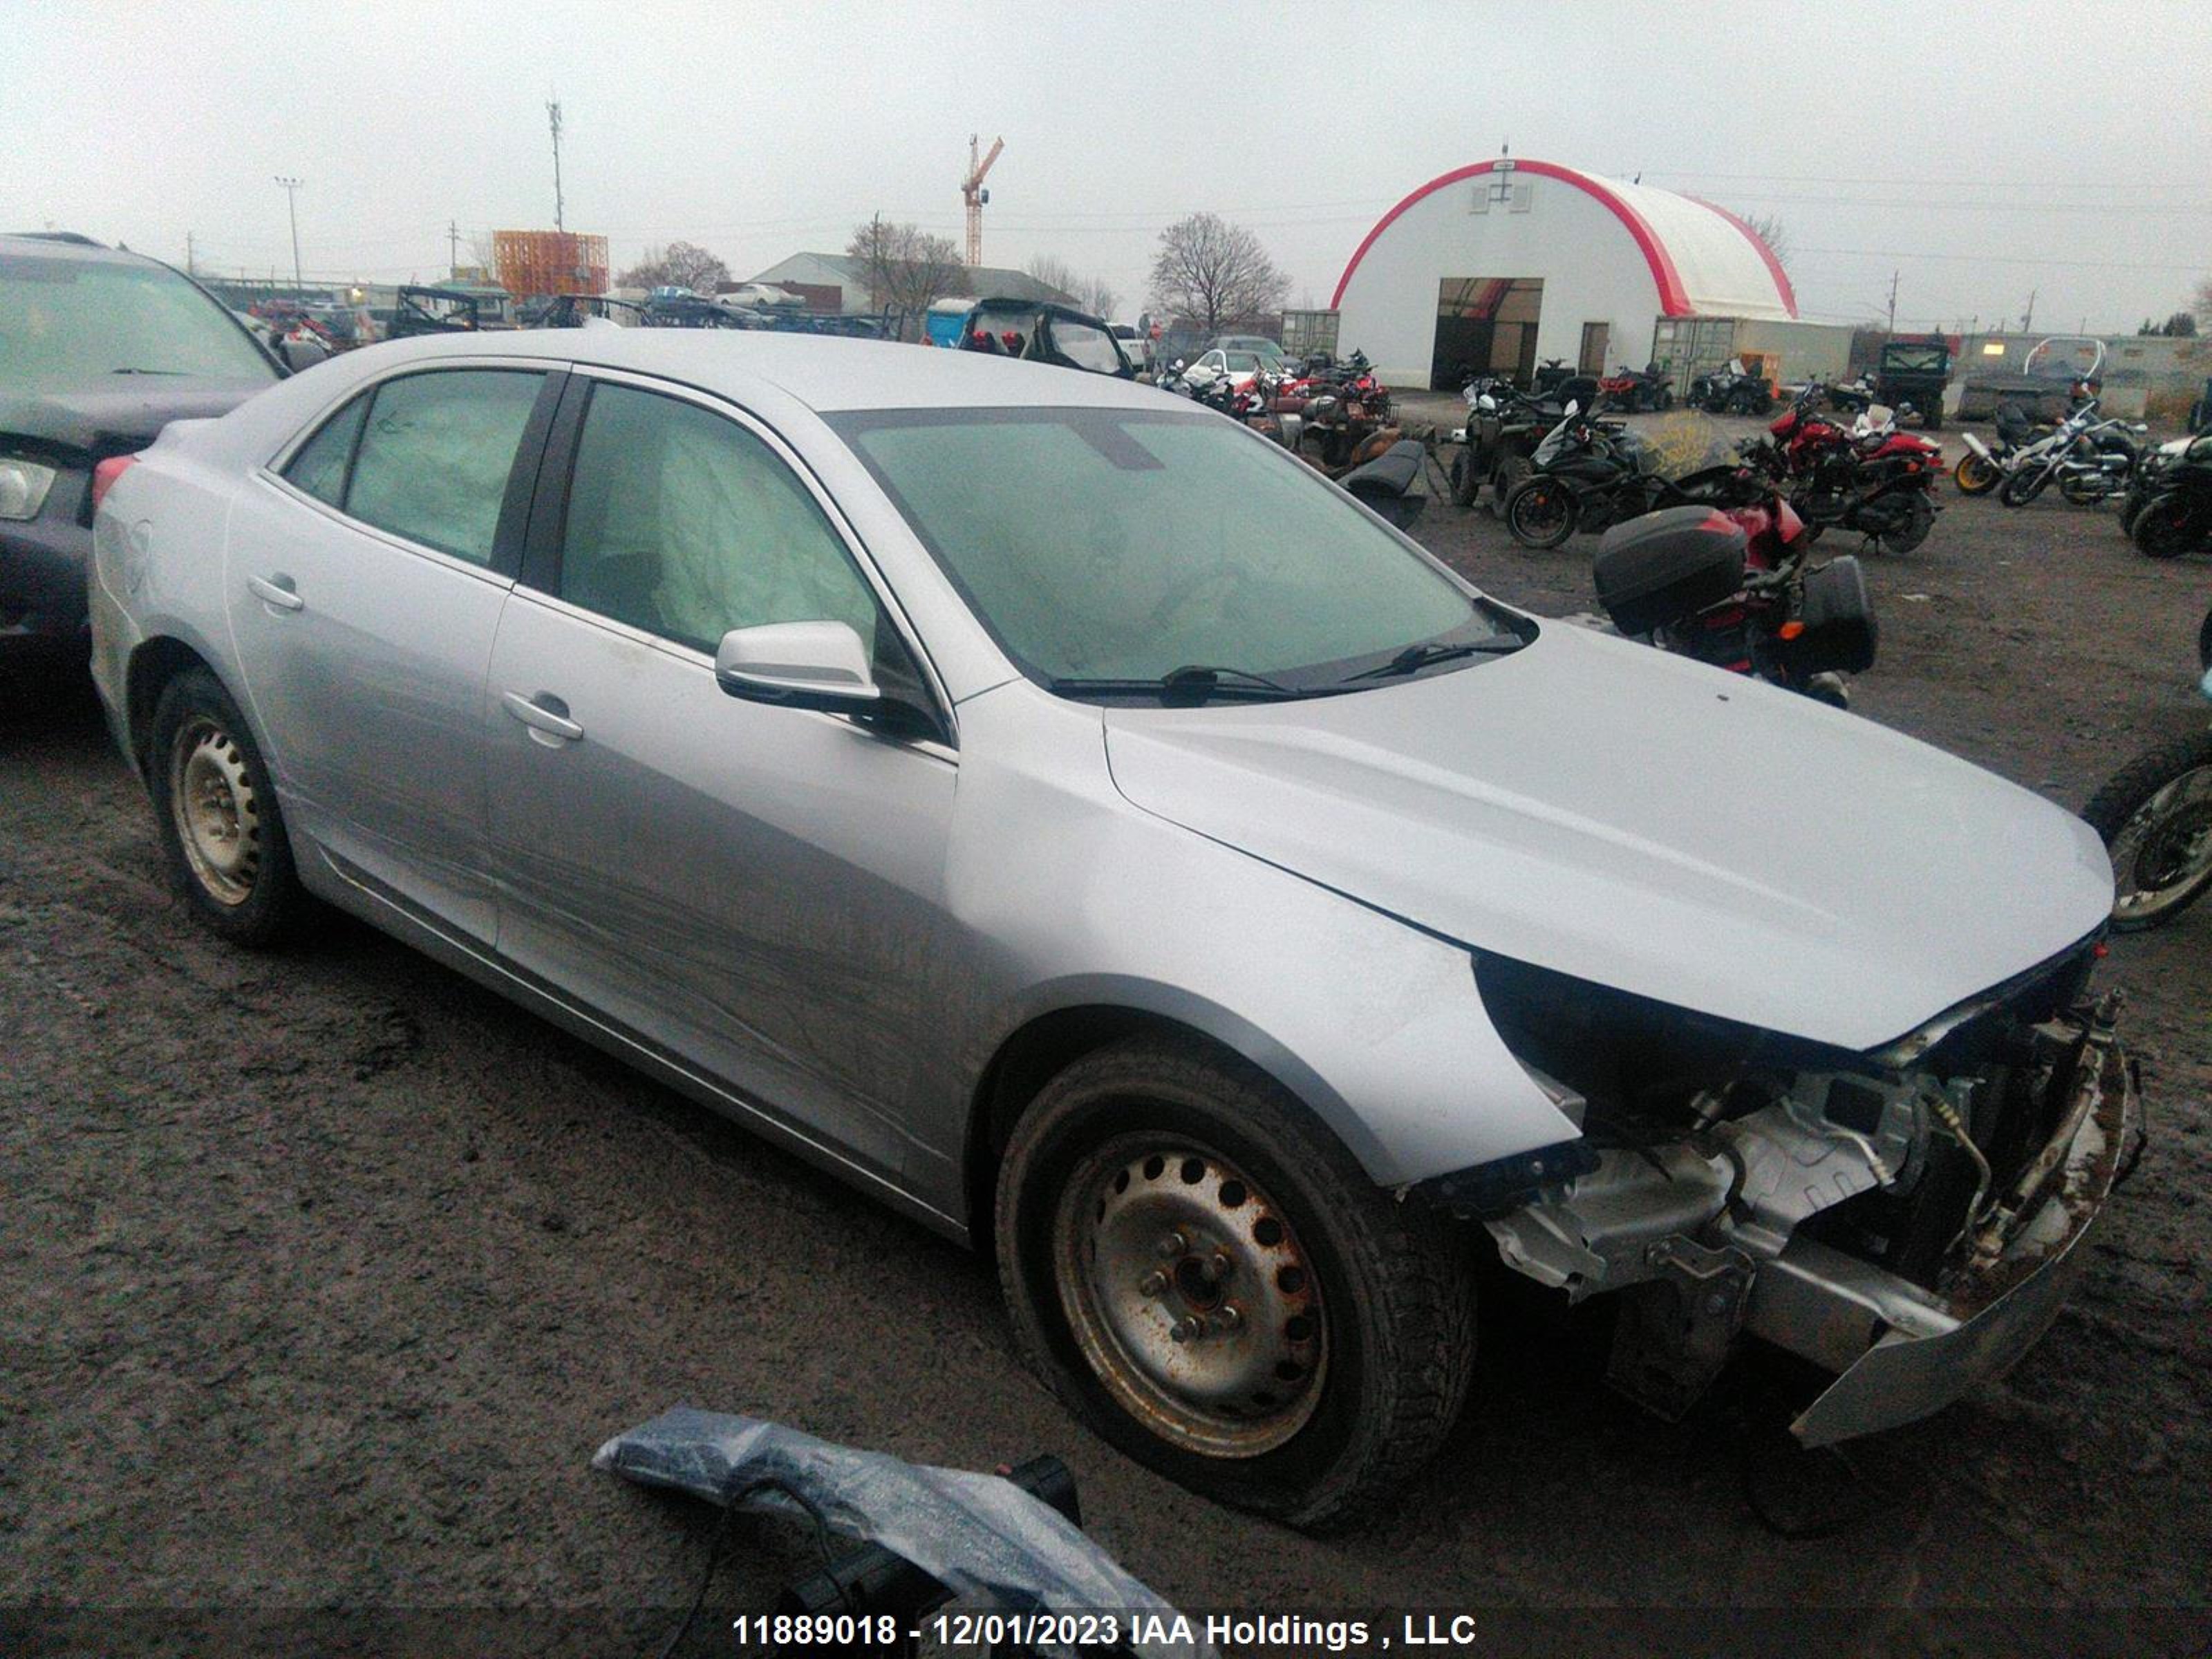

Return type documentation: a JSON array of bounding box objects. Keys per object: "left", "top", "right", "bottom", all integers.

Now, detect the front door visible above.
[
  {"left": 481, "top": 373, "right": 957, "bottom": 1177},
  {"left": 1579, "top": 321, "right": 1611, "bottom": 377},
  {"left": 226, "top": 365, "right": 553, "bottom": 938}
]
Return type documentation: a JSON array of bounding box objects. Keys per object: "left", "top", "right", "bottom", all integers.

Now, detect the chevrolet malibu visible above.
[{"left": 90, "top": 330, "right": 2139, "bottom": 1526}]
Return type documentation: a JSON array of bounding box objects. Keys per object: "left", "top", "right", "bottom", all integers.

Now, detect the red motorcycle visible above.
[
  {"left": 1756, "top": 385, "right": 1944, "bottom": 552},
  {"left": 1593, "top": 483, "right": 1877, "bottom": 708}
]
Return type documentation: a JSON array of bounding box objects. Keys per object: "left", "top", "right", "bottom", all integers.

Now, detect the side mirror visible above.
[{"left": 714, "top": 620, "right": 878, "bottom": 711}]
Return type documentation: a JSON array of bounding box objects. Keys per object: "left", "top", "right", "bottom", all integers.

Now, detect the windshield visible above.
[
  {"left": 1051, "top": 319, "right": 1127, "bottom": 374},
  {"left": 832, "top": 407, "right": 1500, "bottom": 693},
  {"left": 0, "top": 252, "right": 276, "bottom": 387}
]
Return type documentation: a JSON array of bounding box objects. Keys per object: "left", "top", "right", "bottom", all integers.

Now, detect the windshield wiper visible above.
[
  {"left": 1047, "top": 664, "right": 1307, "bottom": 704},
  {"left": 1341, "top": 635, "right": 1525, "bottom": 682}
]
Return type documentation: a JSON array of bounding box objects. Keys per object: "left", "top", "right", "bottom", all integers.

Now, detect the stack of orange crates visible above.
[{"left": 492, "top": 231, "right": 610, "bottom": 299}]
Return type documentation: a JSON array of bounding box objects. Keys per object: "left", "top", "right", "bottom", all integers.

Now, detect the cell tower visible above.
[{"left": 548, "top": 97, "right": 565, "bottom": 232}]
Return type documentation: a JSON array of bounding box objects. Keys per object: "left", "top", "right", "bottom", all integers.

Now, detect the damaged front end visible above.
[{"left": 1437, "top": 941, "right": 2142, "bottom": 1443}]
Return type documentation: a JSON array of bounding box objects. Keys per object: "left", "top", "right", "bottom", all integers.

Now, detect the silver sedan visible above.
[{"left": 91, "top": 329, "right": 2137, "bottom": 1525}]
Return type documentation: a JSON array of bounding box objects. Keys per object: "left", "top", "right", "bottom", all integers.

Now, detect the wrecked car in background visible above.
[{"left": 87, "top": 329, "right": 2140, "bottom": 1527}]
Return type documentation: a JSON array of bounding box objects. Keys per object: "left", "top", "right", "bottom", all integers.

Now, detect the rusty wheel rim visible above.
[
  {"left": 1053, "top": 1134, "right": 1326, "bottom": 1458},
  {"left": 170, "top": 715, "right": 261, "bottom": 907}
]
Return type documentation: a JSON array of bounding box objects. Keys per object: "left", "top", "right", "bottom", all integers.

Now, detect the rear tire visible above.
[
  {"left": 1503, "top": 476, "right": 1580, "bottom": 549},
  {"left": 1999, "top": 468, "right": 2050, "bottom": 508},
  {"left": 2133, "top": 492, "right": 2204, "bottom": 559},
  {"left": 994, "top": 1035, "right": 1475, "bottom": 1529},
  {"left": 148, "top": 667, "right": 305, "bottom": 946},
  {"left": 1953, "top": 453, "right": 1999, "bottom": 496},
  {"left": 1880, "top": 491, "right": 1936, "bottom": 554},
  {"left": 1447, "top": 447, "right": 1479, "bottom": 507},
  {"left": 2083, "top": 733, "right": 2212, "bottom": 930},
  {"left": 1487, "top": 453, "right": 1529, "bottom": 519}
]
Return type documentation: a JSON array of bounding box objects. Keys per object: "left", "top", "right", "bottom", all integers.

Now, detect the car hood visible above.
[
  {"left": 0, "top": 376, "right": 274, "bottom": 456},
  {"left": 1100, "top": 624, "right": 2112, "bottom": 1053}
]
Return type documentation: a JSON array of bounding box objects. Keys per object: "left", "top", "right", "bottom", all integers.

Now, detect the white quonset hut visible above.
[{"left": 1330, "top": 158, "right": 1801, "bottom": 391}]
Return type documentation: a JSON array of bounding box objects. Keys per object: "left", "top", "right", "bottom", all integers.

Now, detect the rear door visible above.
[
  {"left": 226, "top": 362, "right": 561, "bottom": 939},
  {"left": 480, "top": 370, "right": 958, "bottom": 1177}
]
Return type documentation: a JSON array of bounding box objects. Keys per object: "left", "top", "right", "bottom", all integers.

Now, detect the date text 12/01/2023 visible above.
[{"left": 727, "top": 1611, "right": 1485, "bottom": 1651}]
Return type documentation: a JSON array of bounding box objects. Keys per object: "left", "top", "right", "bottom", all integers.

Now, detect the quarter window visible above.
[
  {"left": 556, "top": 381, "right": 881, "bottom": 659},
  {"left": 281, "top": 392, "right": 368, "bottom": 507},
  {"left": 343, "top": 369, "right": 544, "bottom": 565}
]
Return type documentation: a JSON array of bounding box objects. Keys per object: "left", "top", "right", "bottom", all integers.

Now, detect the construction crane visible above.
[{"left": 962, "top": 133, "right": 1004, "bottom": 267}]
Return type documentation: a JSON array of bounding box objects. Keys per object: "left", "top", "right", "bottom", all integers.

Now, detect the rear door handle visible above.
[
  {"left": 247, "top": 573, "right": 304, "bottom": 612},
  {"left": 501, "top": 690, "right": 584, "bottom": 744}
]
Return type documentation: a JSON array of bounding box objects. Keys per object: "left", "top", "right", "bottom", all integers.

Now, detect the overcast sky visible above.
[{"left": 8, "top": 0, "right": 2209, "bottom": 335}]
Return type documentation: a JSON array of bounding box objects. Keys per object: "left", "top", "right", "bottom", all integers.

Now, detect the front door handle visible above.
[
  {"left": 501, "top": 690, "right": 584, "bottom": 745},
  {"left": 247, "top": 573, "right": 304, "bottom": 613}
]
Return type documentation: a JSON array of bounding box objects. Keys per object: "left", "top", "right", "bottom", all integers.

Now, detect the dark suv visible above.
[{"left": 1, "top": 234, "right": 283, "bottom": 655}]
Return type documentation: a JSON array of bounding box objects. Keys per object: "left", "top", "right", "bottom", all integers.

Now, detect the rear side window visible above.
[
  {"left": 343, "top": 369, "right": 543, "bottom": 565},
  {"left": 281, "top": 393, "right": 368, "bottom": 506}
]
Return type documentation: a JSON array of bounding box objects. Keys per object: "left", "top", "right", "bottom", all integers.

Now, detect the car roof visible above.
[
  {"left": 352, "top": 326, "right": 1169, "bottom": 413},
  {"left": 0, "top": 232, "right": 170, "bottom": 269}
]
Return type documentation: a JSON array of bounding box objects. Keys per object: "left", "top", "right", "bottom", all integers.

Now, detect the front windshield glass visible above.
[
  {"left": 0, "top": 252, "right": 277, "bottom": 386},
  {"left": 833, "top": 408, "right": 1497, "bottom": 691}
]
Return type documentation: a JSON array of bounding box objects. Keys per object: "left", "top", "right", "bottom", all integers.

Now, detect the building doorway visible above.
[
  {"left": 1432, "top": 277, "right": 1542, "bottom": 389},
  {"left": 1578, "top": 321, "right": 1611, "bottom": 376}
]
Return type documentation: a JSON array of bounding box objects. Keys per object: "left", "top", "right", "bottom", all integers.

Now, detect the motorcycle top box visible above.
[
  {"left": 1593, "top": 506, "right": 1747, "bottom": 637},
  {"left": 1774, "top": 555, "right": 1879, "bottom": 677}
]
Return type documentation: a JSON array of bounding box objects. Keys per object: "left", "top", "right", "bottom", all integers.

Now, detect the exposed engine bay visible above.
[{"left": 1441, "top": 937, "right": 2141, "bottom": 1441}]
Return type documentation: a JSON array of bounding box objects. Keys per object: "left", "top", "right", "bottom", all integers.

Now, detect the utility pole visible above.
[
  {"left": 1886, "top": 270, "right": 1898, "bottom": 336},
  {"left": 274, "top": 176, "right": 303, "bottom": 290},
  {"left": 2022, "top": 289, "right": 2036, "bottom": 334},
  {"left": 185, "top": 231, "right": 195, "bottom": 276},
  {"left": 547, "top": 97, "right": 565, "bottom": 232},
  {"left": 449, "top": 219, "right": 461, "bottom": 278}
]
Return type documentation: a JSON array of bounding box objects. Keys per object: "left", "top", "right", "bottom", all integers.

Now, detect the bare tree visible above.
[
  {"left": 1025, "top": 254, "right": 1120, "bottom": 321},
  {"left": 1147, "top": 214, "right": 1289, "bottom": 338},
  {"left": 2195, "top": 276, "right": 2212, "bottom": 332},
  {"left": 848, "top": 218, "right": 964, "bottom": 340},
  {"left": 1740, "top": 211, "right": 1793, "bottom": 273},
  {"left": 617, "top": 241, "right": 731, "bottom": 292}
]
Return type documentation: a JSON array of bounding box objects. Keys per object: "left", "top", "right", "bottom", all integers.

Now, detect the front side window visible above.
[
  {"left": 835, "top": 408, "right": 1497, "bottom": 691},
  {"left": 344, "top": 369, "right": 544, "bottom": 565},
  {"left": 557, "top": 382, "right": 881, "bottom": 659}
]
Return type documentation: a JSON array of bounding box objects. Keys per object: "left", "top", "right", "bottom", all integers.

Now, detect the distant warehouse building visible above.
[
  {"left": 747, "top": 252, "right": 1073, "bottom": 317},
  {"left": 1329, "top": 156, "right": 1846, "bottom": 393}
]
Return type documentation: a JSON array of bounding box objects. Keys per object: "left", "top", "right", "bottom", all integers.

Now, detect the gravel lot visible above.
[{"left": 3, "top": 420, "right": 2207, "bottom": 1656}]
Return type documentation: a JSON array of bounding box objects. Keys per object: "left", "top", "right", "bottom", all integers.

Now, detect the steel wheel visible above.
[
  {"left": 1053, "top": 1134, "right": 1326, "bottom": 1456},
  {"left": 169, "top": 714, "right": 263, "bottom": 907}
]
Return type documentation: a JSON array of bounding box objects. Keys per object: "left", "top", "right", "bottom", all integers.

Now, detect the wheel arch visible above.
[
  {"left": 124, "top": 632, "right": 230, "bottom": 769},
  {"left": 961, "top": 990, "right": 1385, "bottom": 1248}
]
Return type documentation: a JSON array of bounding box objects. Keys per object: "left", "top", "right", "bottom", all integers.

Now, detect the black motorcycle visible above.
[
  {"left": 2123, "top": 431, "right": 2212, "bottom": 558},
  {"left": 1690, "top": 364, "right": 1775, "bottom": 416},
  {"left": 1501, "top": 404, "right": 1749, "bottom": 548},
  {"left": 2082, "top": 619, "right": 2212, "bottom": 928}
]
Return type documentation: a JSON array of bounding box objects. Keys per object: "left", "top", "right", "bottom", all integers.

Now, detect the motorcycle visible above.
[
  {"left": 1591, "top": 489, "right": 1877, "bottom": 708},
  {"left": 1501, "top": 401, "right": 1752, "bottom": 549},
  {"left": 1756, "top": 388, "right": 1944, "bottom": 552},
  {"left": 1445, "top": 375, "right": 1588, "bottom": 512},
  {"left": 1997, "top": 399, "right": 2147, "bottom": 508},
  {"left": 2121, "top": 430, "right": 2212, "bottom": 558},
  {"left": 1953, "top": 400, "right": 2058, "bottom": 495},
  {"left": 2082, "top": 632, "right": 2212, "bottom": 929}
]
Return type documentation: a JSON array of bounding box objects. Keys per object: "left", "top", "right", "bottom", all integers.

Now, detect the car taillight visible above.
[{"left": 91, "top": 454, "right": 139, "bottom": 513}]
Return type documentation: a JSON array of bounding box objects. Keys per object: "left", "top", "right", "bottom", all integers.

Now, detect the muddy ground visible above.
[{"left": 2, "top": 422, "right": 2207, "bottom": 1656}]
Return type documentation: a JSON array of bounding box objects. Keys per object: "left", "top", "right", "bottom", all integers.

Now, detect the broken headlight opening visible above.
[{"left": 1425, "top": 937, "right": 2136, "bottom": 1440}]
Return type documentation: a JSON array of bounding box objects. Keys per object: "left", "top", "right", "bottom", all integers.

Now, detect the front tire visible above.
[
  {"left": 1503, "top": 476, "right": 1580, "bottom": 548},
  {"left": 1953, "top": 453, "right": 1999, "bottom": 496},
  {"left": 2133, "top": 491, "right": 2204, "bottom": 559},
  {"left": 994, "top": 1035, "right": 1474, "bottom": 1529},
  {"left": 1447, "top": 447, "right": 1479, "bottom": 507},
  {"left": 1999, "top": 467, "right": 2050, "bottom": 507},
  {"left": 2083, "top": 732, "right": 2212, "bottom": 930},
  {"left": 149, "top": 667, "right": 305, "bottom": 946}
]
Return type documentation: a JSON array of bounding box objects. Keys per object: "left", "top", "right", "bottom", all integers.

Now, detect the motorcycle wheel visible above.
[
  {"left": 2082, "top": 731, "right": 2212, "bottom": 930},
  {"left": 1998, "top": 468, "right": 2050, "bottom": 508},
  {"left": 1447, "top": 447, "right": 1480, "bottom": 507},
  {"left": 1488, "top": 454, "right": 1530, "bottom": 521},
  {"left": 2132, "top": 493, "right": 2202, "bottom": 559},
  {"left": 1879, "top": 491, "right": 1936, "bottom": 554},
  {"left": 1503, "top": 476, "right": 1580, "bottom": 550},
  {"left": 2198, "top": 606, "right": 2212, "bottom": 673},
  {"left": 1658, "top": 388, "right": 1675, "bottom": 410},
  {"left": 2059, "top": 473, "right": 2109, "bottom": 507},
  {"left": 1953, "top": 453, "right": 2000, "bottom": 496}
]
